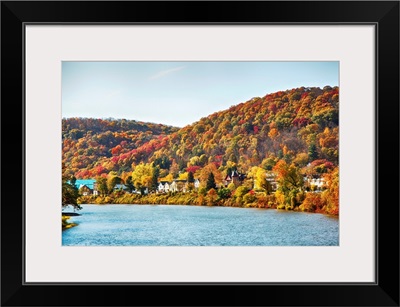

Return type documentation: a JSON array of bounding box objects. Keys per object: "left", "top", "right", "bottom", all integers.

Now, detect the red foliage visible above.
[
  {"left": 310, "top": 159, "right": 329, "bottom": 167},
  {"left": 111, "top": 156, "right": 119, "bottom": 163},
  {"left": 215, "top": 155, "right": 223, "bottom": 163},
  {"left": 186, "top": 166, "right": 201, "bottom": 173},
  {"left": 292, "top": 117, "right": 311, "bottom": 128},
  {"left": 93, "top": 165, "right": 106, "bottom": 176},
  {"left": 213, "top": 161, "right": 222, "bottom": 168},
  {"left": 301, "top": 92, "right": 309, "bottom": 99},
  {"left": 268, "top": 103, "right": 277, "bottom": 113}
]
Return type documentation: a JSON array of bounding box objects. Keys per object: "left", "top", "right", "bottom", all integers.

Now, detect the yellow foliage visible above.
[
  {"left": 268, "top": 128, "right": 279, "bottom": 140},
  {"left": 178, "top": 172, "right": 188, "bottom": 180}
]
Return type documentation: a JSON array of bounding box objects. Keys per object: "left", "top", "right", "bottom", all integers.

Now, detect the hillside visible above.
[
  {"left": 62, "top": 117, "right": 180, "bottom": 178},
  {"left": 62, "top": 86, "right": 338, "bottom": 178}
]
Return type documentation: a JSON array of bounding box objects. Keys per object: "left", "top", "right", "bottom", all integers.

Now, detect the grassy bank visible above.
[{"left": 62, "top": 216, "right": 78, "bottom": 230}]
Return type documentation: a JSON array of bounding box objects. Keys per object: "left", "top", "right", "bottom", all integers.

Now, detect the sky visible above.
[{"left": 62, "top": 61, "right": 338, "bottom": 128}]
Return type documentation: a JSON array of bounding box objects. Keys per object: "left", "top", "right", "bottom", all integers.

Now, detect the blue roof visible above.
[
  {"left": 68, "top": 179, "right": 96, "bottom": 190},
  {"left": 114, "top": 184, "right": 127, "bottom": 190}
]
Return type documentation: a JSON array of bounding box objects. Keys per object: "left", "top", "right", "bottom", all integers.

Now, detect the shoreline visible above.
[
  {"left": 77, "top": 200, "right": 339, "bottom": 217},
  {"left": 62, "top": 216, "right": 78, "bottom": 230}
]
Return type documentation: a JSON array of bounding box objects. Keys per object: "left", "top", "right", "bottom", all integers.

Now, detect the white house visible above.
[
  {"left": 158, "top": 182, "right": 170, "bottom": 193},
  {"left": 304, "top": 177, "right": 326, "bottom": 191},
  {"left": 194, "top": 179, "right": 200, "bottom": 190},
  {"left": 170, "top": 181, "right": 178, "bottom": 193}
]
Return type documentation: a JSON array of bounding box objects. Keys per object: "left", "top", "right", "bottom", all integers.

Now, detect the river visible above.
[{"left": 62, "top": 204, "right": 339, "bottom": 246}]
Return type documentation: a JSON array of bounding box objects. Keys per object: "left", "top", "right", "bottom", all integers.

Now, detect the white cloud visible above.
[{"left": 148, "top": 66, "right": 185, "bottom": 80}]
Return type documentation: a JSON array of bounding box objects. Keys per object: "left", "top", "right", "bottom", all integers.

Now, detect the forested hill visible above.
[
  {"left": 62, "top": 86, "right": 339, "bottom": 181},
  {"left": 62, "top": 118, "right": 180, "bottom": 178}
]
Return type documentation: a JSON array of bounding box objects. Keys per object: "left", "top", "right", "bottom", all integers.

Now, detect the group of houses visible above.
[
  {"left": 69, "top": 178, "right": 202, "bottom": 196},
  {"left": 69, "top": 170, "right": 325, "bottom": 197},
  {"left": 304, "top": 177, "right": 326, "bottom": 190},
  {"left": 157, "top": 179, "right": 200, "bottom": 193}
]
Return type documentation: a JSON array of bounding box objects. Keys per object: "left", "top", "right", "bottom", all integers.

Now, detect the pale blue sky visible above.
[{"left": 62, "top": 61, "right": 338, "bottom": 127}]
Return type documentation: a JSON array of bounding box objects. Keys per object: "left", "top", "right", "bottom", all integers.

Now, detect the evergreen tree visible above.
[
  {"left": 62, "top": 180, "right": 80, "bottom": 209},
  {"left": 62, "top": 164, "right": 80, "bottom": 210},
  {"left": 308, "top": 143, "right": 318, "bottom": 161},
  {"left": 187, "top": 171, "right": 195, "bottom": 183},
  {"left": 125, "top": 176, "right": 135, "bottom": 193},
  {"left": 206, "top": 172, "right": 216, "bottom": 191},
  {"left": 151, "top": 166, "right": 160, "bottom": 192}
]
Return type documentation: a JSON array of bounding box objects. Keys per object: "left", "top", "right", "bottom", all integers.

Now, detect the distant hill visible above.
[{"left": 62, "top": 117, "right": 179, "bottom": 178}]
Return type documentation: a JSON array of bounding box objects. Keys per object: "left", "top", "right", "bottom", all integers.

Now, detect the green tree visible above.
[
  {"left": 151, "top": 166, "right": 160, "bottom": 192},
  {"left": 187, "top": 171, "right": 195, "bottom": 183},
  {"left": 125, "top": 176, "right": 135, "bottom": 193},
  {"left": 61, "top": 163, "right": 80, "bottom": 209},
  {"left": 187, "top": 171, "right": 195, "bottom": 191},
  {"left": 108, "top": 176, "right": 123, "bottom": 192},
  {"left": 206, "top": 172, "right": 216, "bottom": 191},
  {"left": 217, "top": 188, "right": 231, "bottom": 200},
  {"left": 308, "top": 143, "right": 318, "bottom": 161},
  {"left": 62, "top": 181, "right": 80, "bottom": 209},
  {"left": 96, "top": 176, "right": 109, "bottom": 196}
]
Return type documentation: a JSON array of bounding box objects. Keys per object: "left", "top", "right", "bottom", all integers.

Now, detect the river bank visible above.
[{"left": 77, "top": 190, "right": 339, "bottom": 216}]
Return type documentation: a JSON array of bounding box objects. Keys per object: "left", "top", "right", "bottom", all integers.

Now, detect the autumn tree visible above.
[
  {"left": 107, "top": 175, "right": 123, "bottom": 192},
  {"left": 131, "top": 163, "right": 153, "bottom": 193},
  {"left": 199, "top": 163, "right": 222, "bottom": 189},
  {"left": 169, "top": 159, "right": 180, "bottom": 179},
  {"left": 321, "top": 166, "right": 339, "bottom": 215},
  {"left": 273, "top": 160, "right": 304, "bottom": 209},
  {"left": 254, "top": 167, "right": 272, "bottom": 194},
  {"left": 96, "top": 176, "right": 109, "bottom": 196}
]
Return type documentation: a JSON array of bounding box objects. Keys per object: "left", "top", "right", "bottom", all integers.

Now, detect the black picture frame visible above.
[{"left": 1, "top": 1, "right": 399, "bottom": 306}]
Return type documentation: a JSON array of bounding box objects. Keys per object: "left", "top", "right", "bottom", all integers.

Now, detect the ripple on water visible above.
[{"left": 62, "top": 204, "right": 339, "bottom": 246}]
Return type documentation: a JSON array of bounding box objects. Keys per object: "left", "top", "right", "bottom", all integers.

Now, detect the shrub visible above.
[
  {"left": 227, "top": 183, "right": 236, "bottom": 191},
  {"left": 234, "top": 186, "right": 250, "bottom": 198},
  {"left": 217, "top": 188, "right": 231, "bottom": 200},
  {"left": 243, "top": 192, "right": 256, "bottom": 205},
  {"left": 299, "top": 192, "right": 323, "bottom": 212}
]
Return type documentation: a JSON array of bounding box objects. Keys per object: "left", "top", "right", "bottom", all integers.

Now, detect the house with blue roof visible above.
[{"left": 68, "top": 179, "right": 98, "bottom": 196}]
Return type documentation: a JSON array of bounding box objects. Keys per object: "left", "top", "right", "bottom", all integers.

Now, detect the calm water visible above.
[{"left": 62, "top": 204, "right": 339, "bottom": 246}]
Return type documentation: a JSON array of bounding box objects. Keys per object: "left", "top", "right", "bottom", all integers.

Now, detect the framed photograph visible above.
[{"left": 1, "top": 1, "right": 399, "bottom": 306}]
